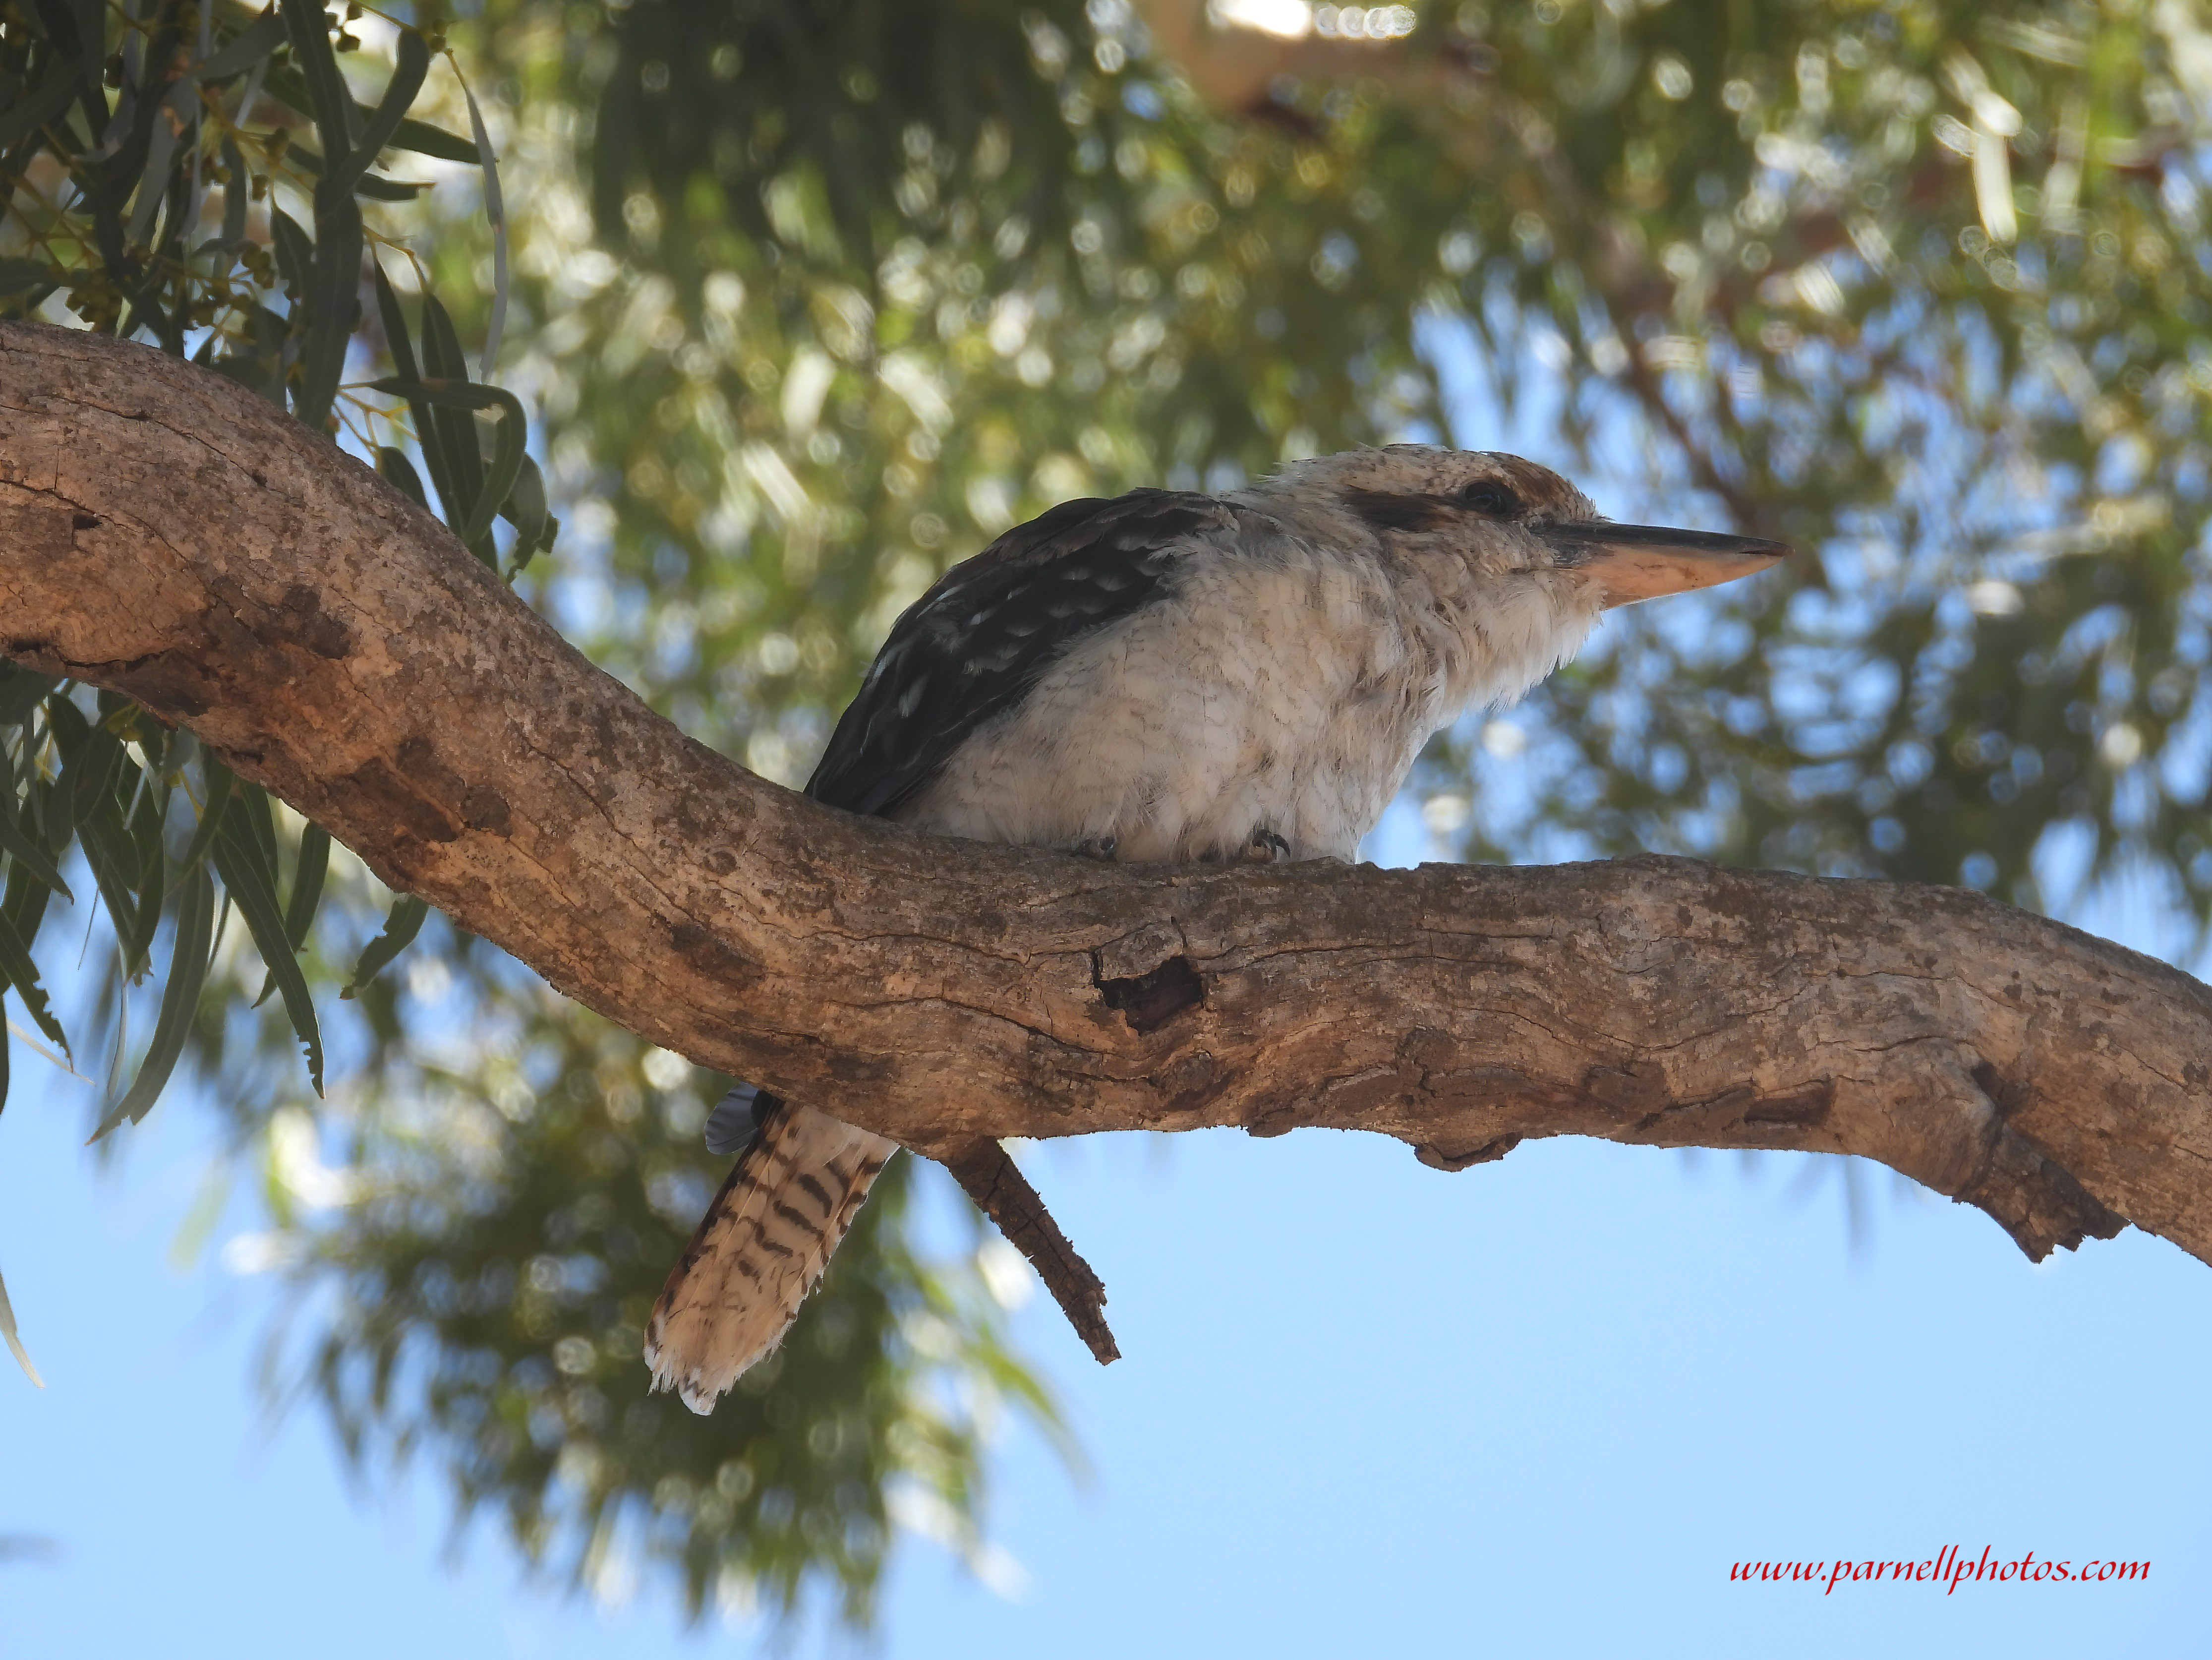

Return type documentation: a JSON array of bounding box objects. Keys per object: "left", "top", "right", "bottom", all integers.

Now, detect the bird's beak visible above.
[{"left": 1538, "top": 521, "right": 1790, "bottom": 609}]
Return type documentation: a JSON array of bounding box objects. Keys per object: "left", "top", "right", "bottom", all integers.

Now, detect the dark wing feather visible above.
[{"left": 806, "top": 488, "right": 1233, "bottom": 817}]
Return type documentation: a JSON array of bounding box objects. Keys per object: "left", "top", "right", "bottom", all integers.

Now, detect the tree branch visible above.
[{"left": 0, "top": 323, "right": 2203, "bottom": 1282}]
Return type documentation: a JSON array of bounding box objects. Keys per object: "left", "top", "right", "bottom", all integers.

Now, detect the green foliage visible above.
[{"left": 0, "top": 0, "right": 538, "bottom": 1107}]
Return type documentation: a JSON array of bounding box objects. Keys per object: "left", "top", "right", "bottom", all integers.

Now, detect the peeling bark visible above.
[{"left": 1, "top": 322, "right": 2203, "bottom": 1272}]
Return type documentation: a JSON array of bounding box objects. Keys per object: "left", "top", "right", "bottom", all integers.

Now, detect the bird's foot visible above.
[
  {"left": 1243, "top": 828, "right": 1292, "bottom": 863},
  {"left": 1071, "top": 835, "right": 1119, "bottom": 862}
]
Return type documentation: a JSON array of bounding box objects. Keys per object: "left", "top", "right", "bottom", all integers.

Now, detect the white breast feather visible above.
[{"left": 900, "top": 529, "right": 1603, "bottom": 862}]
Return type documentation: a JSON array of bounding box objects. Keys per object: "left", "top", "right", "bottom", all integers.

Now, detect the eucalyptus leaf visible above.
[
  {"left": 371, "top": 260, "right": 420, "bottom": 380},
  {"left": 212, "top": 303, "right": 295, "bottom": 408},
  {"left": 53, "top": 710, "right": 122, "bottom": 861},
  {"left": 186, "top": 9, "right": 288, "bottom": 82},
  {"left": 373, "top": 263, "right": 465, "bottom": 529},
  {"left": 124, "top": 78, "right": 198, "bottom": 248},
  {"left": 122, "top": 778, "right": 167, "bottom": 976},
  {"left": 269, "top": 206, "right": 312, "bottom": 298},
  {"left": 172, "top": 749, "right": 233, "bottom": 888},
  {"left": 210, "top": 810, "right": 323, "bottom": 1094},
  {"left": 0, "top": 859, "right": 53, "bottom": 994},
  {"left": 342, "top": 892, "right": 427, "bottom": 998},
  {"left": 415, "top": 297, "right": 487, "bottom": 536},
  {"left": 368, "top": 302, "right": 505, "bottom": 554},
  {"left": 461, "top": 72, "right": 508, "bottom": 378},
  {"left": 90, "top": 857, "right": 215, "bottom": 1141},
  {"left": 499, "top": 453, "right": 552, "bottom": 574},
  {"left": 294, "top": 187, "right": 362, "bottom": 432},
  {"left": 276, "top": 0, "right": 359, "bottom": 168},
  {"left": 369, "top": 370, "right": 523, "bottom": 556},
  {"left": 260, "top": 67, "right": 479, "bottom": 162},
  {"left": 236, "top": 778, "right": 281, "bottom": 877},
  {"left": 0, "top": 258, "right": 55, "bottom": 296},
  {"left": 0, "top": 666, "right": 58, "bottom": 725},
  {"left": 255, "top": 820, "right": 328, "bottom": 1008},
  {"left": 75, "top": 778, "right": 148, "bottom": 977},
  {"left": 0, "top": 63, "right": 76, "bottom": 155},
  {"left": 285, "top": 823, "right": 331, "bottom": 949},
  {"left": 326, "top": 29, "right": 431, "bottom": 198},
  {"left": 58, "top": 0, "right": 105, "bottom": 127},
  {"left": 465, "top": 403, "right": 524, "bottom": 549},
  {"left": 219, "top": 134, "right": 247, "bottom": 247},
  {"left": 0, "top": 787, "right": 72, "bottom": 904},
  {"left": 0, "top": 903, "right": 66, "bottom": 1060},
  {"left": 288, "top": 143, "right": 430, "bottom": 200},
  {"left": 376, "top": 445, "right": 430, "bottom": 509},
  {"left": 0, "top": 1261, "right": 42, "bottom": 1389}
]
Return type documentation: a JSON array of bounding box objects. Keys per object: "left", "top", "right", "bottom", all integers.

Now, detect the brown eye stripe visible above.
[
  {"left": 1340, "top": 488, "right": 1455, "bottom": 532},
  {"left": 1341, "top": 487, "right": 1530, "bottom": 532}
]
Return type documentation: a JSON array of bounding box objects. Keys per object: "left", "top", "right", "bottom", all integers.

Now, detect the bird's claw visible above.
[
  {"left": 1071, "top": 835, "right": 1118, "bottom": 861},
  {"left": 1244, "top": 829, "right": 1292, "bottom": 863}
]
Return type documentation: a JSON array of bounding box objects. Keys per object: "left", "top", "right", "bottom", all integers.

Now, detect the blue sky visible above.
[{"left": 5, "top": 804, "right": 2208, "bottom": 1657}]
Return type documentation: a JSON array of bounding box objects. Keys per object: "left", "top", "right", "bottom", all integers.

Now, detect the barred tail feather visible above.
[{"left": 644, "top": 1099, "right": 897, "bottom": 1414}]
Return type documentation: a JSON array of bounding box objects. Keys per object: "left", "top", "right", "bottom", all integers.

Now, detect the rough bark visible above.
[{"left": 1, "top": 321, "right": 2204, "bottom": 1274}]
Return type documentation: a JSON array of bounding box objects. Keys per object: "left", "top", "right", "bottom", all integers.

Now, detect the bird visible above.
[{"left": 644, "top": 443, "right": 1785, "bottom": 1412}]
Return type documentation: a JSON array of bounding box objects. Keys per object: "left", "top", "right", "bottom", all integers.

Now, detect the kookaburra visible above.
[{"left": 645, "top": 444, "right": 1784, "bottom": 1412}]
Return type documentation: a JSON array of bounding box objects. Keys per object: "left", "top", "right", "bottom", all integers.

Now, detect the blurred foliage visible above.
[{"left": 11, "top": 0, "right": 2212, "bottom": 1637}]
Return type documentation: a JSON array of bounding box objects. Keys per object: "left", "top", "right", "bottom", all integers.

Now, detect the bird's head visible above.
[{"left": 1260, "top": 444, "right": 1789, "bottom": 611}]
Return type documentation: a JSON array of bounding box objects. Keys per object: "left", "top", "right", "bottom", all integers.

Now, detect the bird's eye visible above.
[{"left": 1461, "top": 482, "right": 1517, "bottom": 516}]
